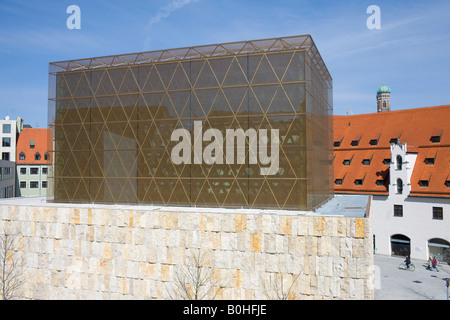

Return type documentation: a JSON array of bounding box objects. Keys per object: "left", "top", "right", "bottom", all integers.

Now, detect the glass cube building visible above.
[{"left": 48, "top": 35, "right": 333, "bottom": 210}]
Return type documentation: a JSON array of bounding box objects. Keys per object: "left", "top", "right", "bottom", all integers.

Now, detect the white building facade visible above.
[
  {"left": 0, "top": 116, "right": 21, "bottom": 162},
  {"left": 372, "top": 143, "right": 450, "bottom": 262}
]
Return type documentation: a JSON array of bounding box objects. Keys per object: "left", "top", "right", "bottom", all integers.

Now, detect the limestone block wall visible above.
[{"left": 0, "top": 203, "right": 374, "bottom": 300}]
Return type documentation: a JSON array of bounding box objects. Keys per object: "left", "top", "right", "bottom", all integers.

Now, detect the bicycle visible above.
[{"left": 398, "top": 262, "right": 415, "bottom": 271}]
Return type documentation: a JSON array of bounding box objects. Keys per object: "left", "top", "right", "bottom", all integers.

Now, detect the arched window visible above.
[
  {"left": 397, "top": 179, "right": 403, "bottom": 194},
  {"left": 383, "top": 101, "right": 386, "bottom": 109},
  {"left": 35, "top": 152, "right": 41, "bottom": 161},
  {"left": 396, "top": 155, "right": 402, "bottom": 170},
  {"left": 19, "top": 152, "right": 25, "bottom": 160},
  {"left": 44, "top": 152, "right": 50, "bottom": 161},
  {"left": 428, "top": 238, "right": 450, "bottom": 264},
  {"left": 391, "top": 234, "right": 410, "bottom": 257}
]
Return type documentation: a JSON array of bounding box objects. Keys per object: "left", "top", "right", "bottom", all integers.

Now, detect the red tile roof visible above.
[
  {"left": 333, "top": 105, "right": 450, "bottom": 198},
  {"left": 16, "top": 128, "right": 52, "bottom": 165}
]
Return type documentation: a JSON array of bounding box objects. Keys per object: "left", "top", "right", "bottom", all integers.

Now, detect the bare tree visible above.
[
  {"left": 0, "top": 231, "right": 25, "bottom": 300},
  {"left": 263, "top": 271, "right": 301, "bottom": 300},
  {"left": 169, "top": 249, "right": 218, "bottom": 300}
]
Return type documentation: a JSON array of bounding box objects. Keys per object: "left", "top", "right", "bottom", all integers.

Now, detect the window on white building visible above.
[
  {"left": 396, "top": 155, "right": 403, "bottom": 170},
  {"left": 394, "top": 205, "right": 403, "bottom": 217},
  {"left": 20, "top": 181, "right": 26, "bottom": 189},
  {"left": 2, "top": 137, "right": 10, "bottom": 147},
  {"left": 397, "top": 179, "right": 403, "bottom": 194},
  {"left": 30, "top": 181, "right": 39, "bottom": 188},
  {"left": 2, "top": 124, "right": 11, "bottom": 134},
  {"left": 432, "top": 207, "right": 443, "bottom": 220}
]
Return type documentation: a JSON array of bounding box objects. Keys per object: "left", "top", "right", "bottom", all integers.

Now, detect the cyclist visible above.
[{"left": 404, "top": 255, "right": 411, "bottom": 269}]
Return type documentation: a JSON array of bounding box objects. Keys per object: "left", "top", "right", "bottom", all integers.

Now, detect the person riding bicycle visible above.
[{"left": 404, "top": 255, "right": 411, "bottom": 269}]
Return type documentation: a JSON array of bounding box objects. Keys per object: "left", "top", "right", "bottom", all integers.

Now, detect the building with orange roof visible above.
[
  {"left": 333, "top": 87, "right": 450, "bottom": 262},
  {"left": 16, "top": 128, "right": 53, "bottom": 197}
]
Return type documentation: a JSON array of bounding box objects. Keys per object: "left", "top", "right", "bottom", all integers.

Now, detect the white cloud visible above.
[
  {"left": 143, "top": 0, "right": 200, "bottom": 50},
  {"left": 146, "top": 0, "right": 200, "bottom": 29}
]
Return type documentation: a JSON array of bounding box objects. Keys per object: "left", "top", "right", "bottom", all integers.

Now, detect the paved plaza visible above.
[{"left": 374, "top": 254, "right": 450, "bottom": 300}]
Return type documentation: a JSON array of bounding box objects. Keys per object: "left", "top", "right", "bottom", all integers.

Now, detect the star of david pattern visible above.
[{"left": 49, "top": 35, "right": 333, "bottom": 210}]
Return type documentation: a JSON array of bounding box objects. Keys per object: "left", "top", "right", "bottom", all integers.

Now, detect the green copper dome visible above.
[{"left": 377, "top": 85, "right": 391, "bottom": 94}]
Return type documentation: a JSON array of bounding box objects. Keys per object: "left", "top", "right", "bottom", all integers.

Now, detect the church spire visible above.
[{"left": 377, "top": 84, "right": 391, "bottom": 112}]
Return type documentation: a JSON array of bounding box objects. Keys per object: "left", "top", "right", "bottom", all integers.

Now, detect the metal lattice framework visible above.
[{"left": 48, "top": 35, "right": 333, "bottom": 210}]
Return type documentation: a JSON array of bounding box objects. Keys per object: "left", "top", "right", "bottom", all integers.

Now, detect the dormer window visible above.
[
  {"left": 446, "top": 180, "right": 450, "bottom": 188},
  {"left": 376, "top": 179, "right": 385, "bottom": 186},
  {"left": 351, "top": 140, "right": 359, "bottom": 147},
  {"left": 362, "top": 159, "right": 371, "bottom": 166},
  {"left": 390, "top": 138, "right": 399, "bottom": 144},
  {"left": 430, "top": 136, "right": 441, "bottom": 143},
  {"left": 343, "top": 159, "right": 351, "bottom": 166},
  {"left": 425, "top": 157, "right": 435, "bottom": 165},
  {"left": 369, "top": 139, "right": 378, "bottom": 146},
  {"left": 334, "top": 141, "right": 341, "bottom": 148},
  {"left": 419, "top": 180, "right": 429, "bottom": 187},
  {"left": 383, "top": 159, "right": 391, "bottom": 165},
  {"left": 335, "top": 179, "right": 343, "bottom": 185},
  {"left": 19, "top": 152, "right": 25, "bottom": 160},
  {"left": 44, "top": 152, "right": 50, "bottom": 161},
  {"left": 354, "top": 179, "right": 363, "bottom": 186},
  {"left": 30, "top": 140, "right": 35, "bottom": 149},
  {"left": 35, "top": 152, "right": 41, "bottom": 161}
]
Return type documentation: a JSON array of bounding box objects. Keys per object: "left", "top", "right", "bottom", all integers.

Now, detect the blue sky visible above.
[{"left": 0, "top": 0, "right": 449, "bottom": 128}]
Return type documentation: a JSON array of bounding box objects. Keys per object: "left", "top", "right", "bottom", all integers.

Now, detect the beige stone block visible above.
[
  {"left": 220, "top": 215, "right": 233, "bottom": 232},
  {"left": 161, "top": 264, "right": 170, "bottom": 282},
  {"left": 264, "top": 233, "right": 275, "bottom": 253},
  {"left": 355, "top": 218, "right": 366, "bottom": 238},
  {"left": 318, "top": 236, "right": 332, "bottom": 256},
  {"left": 337, "top": 218, "right": 346, "bottom": 237},
  {"left": 279, "top": 216, "right": 292, "bottom": 235},
  {"left": 313, "top": 217, "right": 325, "bottom": 236},
  {"left": 305, "top": 236, "right": 318, "bottom": 257},
  {"left": 275, "top": 234, "right": 285, "bottom": 253},
  {"left": 234, "top": 214, "right": 247, "bottom": 232},
  {"left": 261, "top": 214, "right": 273, "bottom": 234},
  {"left": 352, "top": 239, "right": 365, "bottom": 258},
  {"left": 296, "top": 216, "right": 308, "bottom": 236},
  {"left": 70, "top": 209, "right": 81, "bottom": 225},
  {"left": 250, "top": 233, "right": 261, "bottom": 252}
]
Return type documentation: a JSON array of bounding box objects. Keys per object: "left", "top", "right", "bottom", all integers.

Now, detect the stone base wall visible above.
[{"left": 0, "top": 204, "right": 374, "bottom": 300}]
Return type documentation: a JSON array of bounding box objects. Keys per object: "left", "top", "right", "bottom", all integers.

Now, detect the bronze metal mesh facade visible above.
[{"left": 48, "top": 35, "right": 333, "bottom": 210}]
